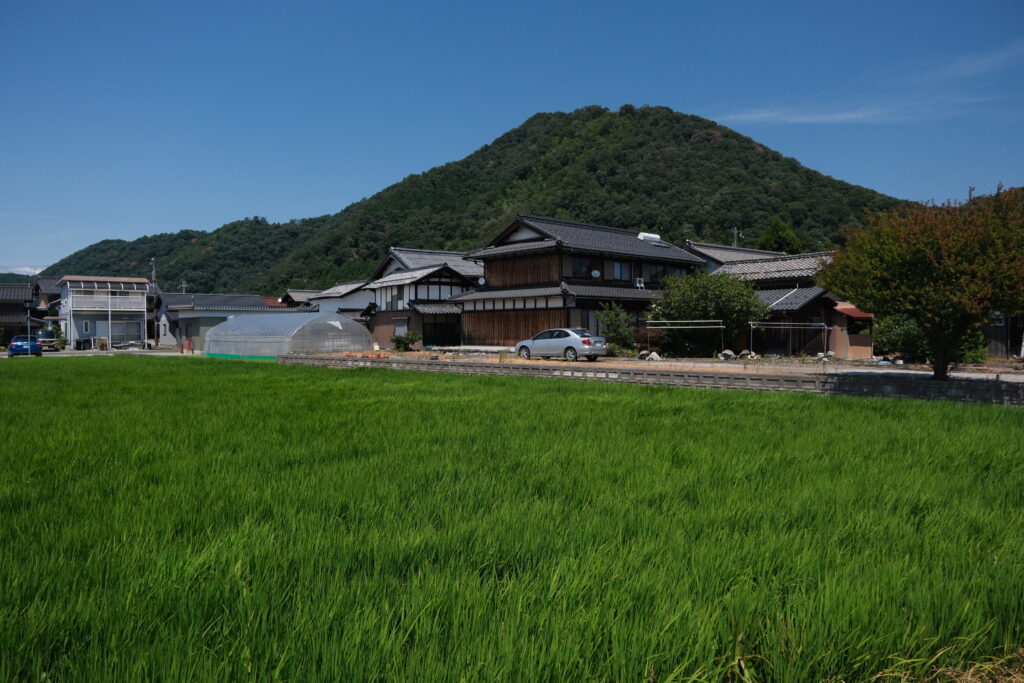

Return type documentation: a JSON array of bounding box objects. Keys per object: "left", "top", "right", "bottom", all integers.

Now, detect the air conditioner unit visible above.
[{"left": 634, "top": 277, "right": 645, "bottom": 289}]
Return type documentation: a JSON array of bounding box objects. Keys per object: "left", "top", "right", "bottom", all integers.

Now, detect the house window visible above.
[
  {"left": 83, "top": 320, "right": 90, "bottom": 334},
  {"left": 394, "top": 318, "right": 408, "bottom": 336},
  {"left": 571, "top": 256, "right": 600, "bottom": 278},
  {"left": 611, "top": 261, "right": 632, "bottom": 281},
  {"left": 643, "top": 263, "right": 668, "bottom": 284}
]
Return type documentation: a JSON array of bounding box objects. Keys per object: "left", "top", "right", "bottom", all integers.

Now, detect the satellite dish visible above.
[
  {"left": 477, "top": 276, "right": 486, "bottom": 286},
  {"left": 591, "top": 269, "right": 601, "bottom": 279}
]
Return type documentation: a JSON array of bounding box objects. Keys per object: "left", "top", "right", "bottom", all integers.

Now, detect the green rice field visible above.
[{"left": 1, "top": 356, "right": 1022, "bottom": 681}]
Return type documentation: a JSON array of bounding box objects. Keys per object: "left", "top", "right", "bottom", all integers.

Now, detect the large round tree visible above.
[{"left": 818, "top": 187, "right": 1024, "bottom": 379}]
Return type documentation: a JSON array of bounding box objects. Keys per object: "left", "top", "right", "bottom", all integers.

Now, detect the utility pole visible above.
[
  {"left": 732, "top": 227, "right": 742, "bottom": 247},
  {"left": 150, "top": 257, "right": 156, "bottom": 286},
  {"left": 179, "top": 281, "right": 188, "bottom": 293}
]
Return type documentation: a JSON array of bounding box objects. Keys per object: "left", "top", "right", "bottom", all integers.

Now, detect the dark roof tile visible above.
[{"left": 469, "top": 214, "right": 704, "bottom": 265}]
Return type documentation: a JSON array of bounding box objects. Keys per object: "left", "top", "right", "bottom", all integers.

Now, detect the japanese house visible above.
[
  {"left": 365, "top": 265, "right": 475, "bottom": 348},
  {"left": 277, "top": 289, "right": 320, "bottom": 307},
  {"left": 0, "top": 283, "right": 45, "bottom": 346},
  {"left": 451, "top": 214, "right": 705, "bottom": 346},
  {"left": 715, "top": 252, "right": 874, "bottom": 358},
  {"left": 362, "top": 248, "right": 483, "bottom": 349},
  {"left": 308, "top": 280, "right": 373, "bottom": 316}
]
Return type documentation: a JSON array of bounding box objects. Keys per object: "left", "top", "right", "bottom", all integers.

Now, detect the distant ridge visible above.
[{"left": 42, "top": 105, "right": 904, "bottom": 293}]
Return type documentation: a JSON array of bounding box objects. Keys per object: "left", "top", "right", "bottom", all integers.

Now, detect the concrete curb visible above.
[{"left": 278, "top": 355, "right": 1024, "bottom": 406}]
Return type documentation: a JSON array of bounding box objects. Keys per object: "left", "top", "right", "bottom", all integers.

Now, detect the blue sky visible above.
[{"left": 1, "top": 0, "right": 1021, "bottom": 272}]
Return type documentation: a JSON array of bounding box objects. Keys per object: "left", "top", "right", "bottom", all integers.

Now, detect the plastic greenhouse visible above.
[{"left": 204, "top": 312, "right": 373, "bottom": 359}]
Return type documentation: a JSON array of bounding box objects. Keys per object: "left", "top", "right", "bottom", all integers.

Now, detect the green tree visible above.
[
  {"left": 758, "top": 216, "right": 802, "bottom": 253},
  {"left": 649, "top": 271, "right": 769, "bottom": 357},
  {"left": 818, "top": 187, "right": 1024, "bottom": 379},
  {"left": 873, "top": 314, "right": 986, "bottom": 364},
  {"left": 595, "top": 302, "right": 636, "bottom": 349}
]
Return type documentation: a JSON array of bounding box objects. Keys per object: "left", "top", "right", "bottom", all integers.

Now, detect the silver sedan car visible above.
[{"left": 514, "top": 328, "right": 608, "bottom": 361}]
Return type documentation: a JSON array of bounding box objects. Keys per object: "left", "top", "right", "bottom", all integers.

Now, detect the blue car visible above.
[{"left": 8, "top": 335, "right": 43, "bottom": 357}]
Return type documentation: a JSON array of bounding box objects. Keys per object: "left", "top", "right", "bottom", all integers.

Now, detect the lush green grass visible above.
[{"left": 1, "top": 356, "right": 1022, "bottom": 681}]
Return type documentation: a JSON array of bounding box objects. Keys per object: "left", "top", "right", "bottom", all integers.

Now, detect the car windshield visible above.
[
  {"left": 37, "top": 330, "right": 56, "bottom": 339},
  {"left": 12, "top": 336, "right": 35, "bottom": 343},
  {"left": 569, "top": 329, "right": 592, "bottom": 337}
]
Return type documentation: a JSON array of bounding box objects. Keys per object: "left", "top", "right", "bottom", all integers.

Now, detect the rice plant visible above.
[{"left": 1, "top": 356, "right": 1021, "bottom": 680}]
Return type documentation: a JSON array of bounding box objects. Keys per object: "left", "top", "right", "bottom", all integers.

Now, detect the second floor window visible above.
[
  {"left": 571, "top": 256, "right": 601, "bottom": 278},
  {"left": 611, "top": 261, "right": 632, "bottom": 281}
]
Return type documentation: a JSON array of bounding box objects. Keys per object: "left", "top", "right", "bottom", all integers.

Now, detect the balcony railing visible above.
[{"left": 69, "top": 296, "right": 146, "bottom": 311}]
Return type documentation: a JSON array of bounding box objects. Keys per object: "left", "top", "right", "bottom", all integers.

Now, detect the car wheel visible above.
[
  {"left": 563, "top": 347, "right": 578, "bottom": 362},
  {"left": 585, "top": 355, "right": 598, "bottom": 362},
  {"left": 518, "top": 346, "right": 531, "bottom": 360}
]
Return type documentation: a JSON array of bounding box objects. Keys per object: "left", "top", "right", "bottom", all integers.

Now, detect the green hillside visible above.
[
  {"left": 0, "top": 273, "right": 33, "bottom": 284},
  {"left": 43, "top": 105, "right": 905, "bottom": 293}
]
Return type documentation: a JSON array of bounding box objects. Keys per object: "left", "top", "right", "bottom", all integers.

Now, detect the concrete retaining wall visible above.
[{"left": 277, "top": 355, "right": 1024, "bottom": 406}]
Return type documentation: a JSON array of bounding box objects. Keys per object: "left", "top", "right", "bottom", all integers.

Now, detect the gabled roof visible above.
[
  {"left": 755, "top": 286, "right": 827, "bottom": 311},
  {"left": 159, "top": 293, "right": 274, "bottom": 310},
  {"left": 364, "top": 264, "right": 470, "bottom": 289},
  {"left": 33, "top": 276, "right": 62, "bottom": 296},
  {"left": 370, "top": 247, "right": 483, "bottom": 280},
  {"left": 716, "top": 252, "right": 833, "bottom": 281},
  {"left": 0, "top": 284, "right": 32, "bottom": 303},
  {"left": 281, "top": 289, "right": 320, "bottom": 304},
  {"left": 685, "top": 241, "right": 784, "bottom": 264},
  {"left": 469, "top": 214, "right": 704, "bottom": 265},
  {"left": 309, "top": 280, "right": 367, "bottom": 300}
]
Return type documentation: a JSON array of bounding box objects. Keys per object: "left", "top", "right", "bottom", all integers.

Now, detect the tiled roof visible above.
[
  {"left": 310, "top": 281, "right": 367, "bottom": 300},
  {"left": 569, "top": 284, "right": 660, "bottom": 301},
  {"left": 387, "top": 248, "right": 484, "bottom": 279},
  {"left": 160, "top": 293, "right": 273, "bottom": 310},
  {"left": 755, "top": 286, "right": 827, "bottom": 311},
  {"left": 685, "top": 241, "right": 784, "bottom": 264},
  {"left": 716, "top": 252, "right": 833, "bottom": 281},
  {"left": 34, "top": 276, "right": 62, "bottom": 295},
  {"left": 450, "top": 285, "right": 567, "bottom": 302},
  {"left": 465, "top": 240, "right": 559, "bottom": 259},
  {"left": 469, "top": 214, "right": 705, "bottom": 264},
  {"left": 364, "top": 265, "right": 450, "bottom": 289},
  {"left": 411, "top": 302, "right": 462, "bottom": 315},
  {"left": 450, "top": 282, "right": 659, "bottom": 302},
  {"left": 283, "top": 289, "right": 320, "bottom": 303},
  {"left": 0, "top": 284, "right": 32, "bottom": 302},
  {"left": 0, "top": 313, "right": 34, "bottom": 325}
]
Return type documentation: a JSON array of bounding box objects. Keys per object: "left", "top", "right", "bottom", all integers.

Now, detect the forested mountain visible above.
[
  {"left": 0, "top": 273, "right": 33, "bottom": 284},
  {"left": 42, "top": 105, "right": 904, "bottom": 293}
]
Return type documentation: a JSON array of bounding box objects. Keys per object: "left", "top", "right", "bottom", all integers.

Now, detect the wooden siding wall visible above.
[
  {"left": 462, "top": 309, "right": 564, "bottom": 346},
  {"left": 370, "top": 310, "right": 423, "bottom": 349},
  {"left": 486, "top": 254, "right": 560, "bottom": 287}
]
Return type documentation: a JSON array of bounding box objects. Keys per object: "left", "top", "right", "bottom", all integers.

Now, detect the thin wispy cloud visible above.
[
  {"left": 0, "top": 265, "right": 45, "bottom": 275},
  {"left": 936, "top": 37, "right": 1024, "bottom": 79},
  {"left": 720, "top": 94, "right": 1000, "bottom": 125}
]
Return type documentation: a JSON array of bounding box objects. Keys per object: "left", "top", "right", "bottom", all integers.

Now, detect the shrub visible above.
[
  {"left": 390, "top": 331, "right": 422, "bottom": 352},
  {"left": 874, "top": 314, "right": 987, "bottom": 364},
  {"left": 595, "top": 302, "right": 636, "bottom": 349}
]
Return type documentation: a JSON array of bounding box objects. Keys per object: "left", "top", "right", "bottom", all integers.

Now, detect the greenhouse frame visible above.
[{"left": 204, "top": 312, "right": 373, "bottom": 359}]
